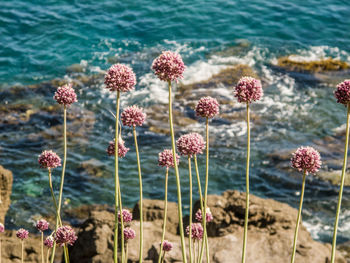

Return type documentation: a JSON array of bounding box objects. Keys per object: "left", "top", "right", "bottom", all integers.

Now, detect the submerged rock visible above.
[{"left": 0, "top": 165, "right": 12, "bottom": 224}]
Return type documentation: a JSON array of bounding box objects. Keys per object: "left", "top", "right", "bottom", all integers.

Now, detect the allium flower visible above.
[
  {"left": 104, "top": 64, "right": 136, "bottom": 92},
  {"left": 152, "top": 51, "right": 185, "bottom": 82},
  {"left": 234, "top": 76, "right": 263, "bottom": 104},
  {"left": 16, "top": 228, "right": 29, "bottom": 240},
  {"left": 291, "top": 146, "right": 322, "bottom": 174},
  {"left": 195, "top": 97, "right": 220, "bottom": 118},
  {"left": 118, "top": 209, "right": 133, "bottom": 223},
  {"left": 158, "top": 149, "right": 180, "bottom": 168},
  {"left": 195, "top": 208, "right": 214, "bottom": 223},
  {"left": 121, "top": 105, "right": 146, "bottom": 127},
  {"left": 123, "top": 227, "right": 136, "bottom": 241},
  {"left": 44, "top": 236, "right": 54, "bottom": 248},
  {"left": 0, "top": 223, "right": 4, "bottom": 233},
  {"left": 54, "top": 226, "right": 77, "bottom": 246},
  {"left": 186, "top": 223, "right": 203, "bottom": 240},
  {"left": 107, "top": 139, "right": 129, "bottom": 158},
  {"left": 36, "top": 219, "right": 49, "bottom": 232},
  {"left": 334, "top": 80, "right": 350, "bottom": 105},
  {"left": 38, "top": 150, "right": 61, "bottom": 169},
  {"left": 176, "top": 133, "right": 205, "bottom": 157},
  {"left": 53, "top": 84, "right": 77, "bottom": 106},
  {"left": 162, "top": 240, "right": 173, "bottom": 252}
]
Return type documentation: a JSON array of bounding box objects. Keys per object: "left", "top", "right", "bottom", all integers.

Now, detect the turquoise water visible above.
[{"left": 1, "top": 0, "right": 350, "bottom": 243}]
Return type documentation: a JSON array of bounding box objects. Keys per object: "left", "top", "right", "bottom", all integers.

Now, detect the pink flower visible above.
[
  {"left": 118, "top": 209, "right": 133, "bottom": 223},
  {"left": 176, "top": 133, "right": 205, "bottom": 157},
  {"left": 152, "top": 51, "right": 185, "bottom": 82},
  {"left": 104, "top": 64, "right": 136, "bottom": 92},
  {"left": 195, "top": 208, "right": 213, "bottom": 223},
  {"left": 234, "top": 76, "right": 263, "bottom": 103},
  {"left": 36, "top": 219, "right": 49, "bottom": 232},
  {"left": 0, "top": 223, "right": 4, "bottom": 233},
  {"left": 107, "top": 139, "right": 129, "bottom": 158},
  {"left": 123, "top": 227, "right": 136, "bottom": 241},
  {"left": 16, "top": 228, "right": 29, "bottom": 240},
  {"left": 44, "top": 236, "right": 54, "bottom": 248},
  {"left": 186, "top": 223, "right": 203, "bottom": 240},
  {"left": 121, "top": 105, "right": 146, "bottom": 127},
  {"left": 291, "top": 146, "right": 322, "bottom": 174},
  {"left": 162, "top": 240, "right": 173, "bottom": 252},
  {"left": 158, "top": 149, "right": 180, "bottom": 168},
  {"left": 38, "top": 150, "right": 61, "bottom": 169},
  {"left": 334, "top": 80, "right": 350, "bottom": 105},
  {"left": 53, "top": 84, "right": 77, "bottom": 106},
  {"left": 54, "top": 226, "right": 77, "bottom": 246},
  {"left": 195, "top": 96, "right": 220, "bottom": 118}
]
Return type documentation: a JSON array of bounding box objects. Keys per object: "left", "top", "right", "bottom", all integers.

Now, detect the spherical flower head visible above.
[
  {"left": 291, "top": 146, "right": 322, "bottom": 174},
  {"left": 195, "top": 208, "right": 213, "bottom": 223},
  {"left": 107, "top": 139, "right": 129, "bottom": 158},
  {"left": 104, "top": 64, "right": 136, "bottom": 92},
  {"left": 195, "top": 96, "right": 220, "bottom": 118},
  {"left": 54, "top": 226, "right": 77, "bottom": 246},
  {"left": 44, "top": 236, "right": 54, "bottom": 248},
  {"left": 118, "top": 209, "right": 133, "bottom": 223},
  {"left": 162, "top": 240, "right": 173, "bottom": 252},
  {"left": 38, "top": 150, "right": 61, "bottom": 169},
  {"left": 36, "top": 219, "right": 49, "bottom": 232},
  {"left": 334, "top": 80, "right": 350, "bottom": 105},
  {"left": 0, "top": 223, "right": 4, "bottom": 233},
  {"left": 53, "top": 84, "right": 77, "bottom": 106},
  {"left": 152, "top": 51, "right": 185, "bottom": 82},
  {"left": 176, "top": 133, "right": 205, "bottom": 157},
  {"left": 234, "top": 76, "right": 263, "bottom": 104},
  {"left": 16, "top": 228, "right": 29, "bottom": 240},
  {"left": 121, "top": 105, "right": 146, "bottom": 127},
  {"left": 158, "top": 149, "right": 180, "bottom": 168},
  {"left": 123, "top": 227, "right": 136, "bottom": 241},
  {"left": 186, "top": 223, "right": 203, "bottom": 240}
]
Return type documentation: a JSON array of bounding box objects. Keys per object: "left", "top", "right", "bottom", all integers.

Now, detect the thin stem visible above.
[
  {"left": 133, "top": 127, "right": 144, "bottom": 263},
  {"left": 193, "top": 240, "right": 196, "bottom": 263},
  {"left": 188, "top": 156, "right": 193, "bottom": 263},
  {"left": 46, "top": 248, "right": 50, "bottom": 263},
  {"left": 125, "top": 243, "right": 128, "bottom": 263},
  {"left": 21, "top": 240, "right": 24, "bottom": 263},
  {"left": 114, "top": 91, "right": 121, "bottom": 263},
  {"left": 118, "top": 181, "right": 125, "bottom": 263},
  {"left": 0, "top": 238, "right": 2, "bottom": 263},
  {"left": 197, "top": 240, "right": 200, "bottom": 263},
  {"left": 158, "top": 168, "right": 169, "bottom": 263},
  {"left": 290, "top": 170, "right": 307, "bottom": 263},
  {"left": 241, "top": 103, "right": 250, "bottom": 263},
  {"left": 160, "top": 251, "right": 165, "bottom": 263},
  {"left": 331, "top": 104, "right": 350, "bottom": 262},
  {"left": 167, "top": 80, "right": 187, "bottom": 263},
  {"left": 41, "top": 232, "right": 44, "bottom": 263}
]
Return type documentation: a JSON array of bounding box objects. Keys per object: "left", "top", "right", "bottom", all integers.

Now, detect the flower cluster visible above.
[
  {"left": 118, "top": 209, "right": 133, "bottom": 223},
  {"left": 334, "top": 80, "right": 350, "bottom": 105},
  {"left": 121, "top": 105, "right": 146, "bottom": 127},
  {"left": 16, "top": 228, "right": 29, "bottom": 240},
  {"left": 0, "top": 223, "right": 4, "bottom": 233},
  {"left": 38, "top": 150, "right": 61, "bottom": 169},
  {"left": 195, "top": 208, "right": 213, "bottom": 223},
  {"left": 53, "top": 84, "right": 77, "bottom": 106},
  {"left": 291, "top": 146, "right": 322, "bottom": 174},
  {"left": 152, "top": 51, "right": 185, "bottom": 82},
  {"left": 195, "top": 96, "right": 220, "bottom": 118},
  {"left": 123, "top": 227, "right": 136, "bottom": 241},
  {"left": 104, "top": 64, "right": 136, "bottom": 92},
  {"left": 36, "top": 219, "right": 49, "bottom": 232},
  {"left": 54, "top": 226, "right": 77, "bottom": 246},
  {"left": 107, "top": 139, "right": 129, "bottom": 158},
  {"left": 162, "top": 240, "right": 173, "bottom": 252},
  {"left": 234, "top": 76, "right": 263, "bottom": 104},
  {"left": 158, "top": 149, "right": 180, "bottom": 168},
  {"left": 177, "top": 133, "right": 205, "bottom": 157},
  {"left": 44, "top": 236, "right": 54, "bottom": 248},
  {"left": 186, "top": 223, "right": 203, "bottom": 240}
]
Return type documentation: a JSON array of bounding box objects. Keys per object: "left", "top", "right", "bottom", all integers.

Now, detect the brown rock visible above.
[{"left": 0, "top": 165, "right": 13, "bottom": 223}]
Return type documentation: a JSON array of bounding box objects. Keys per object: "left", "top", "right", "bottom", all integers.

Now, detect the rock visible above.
[
  {"left": 78, "top": 159, "right": 105, "bottom": 177},
  {"left": 0, "top": 165, "right": 13, "bottom": 223},
  {"left": 66, "top": 64, "right": 85, "bottom": 73},
  {"left": 337, "top": 241, "right": 350, "bottom": 263}
]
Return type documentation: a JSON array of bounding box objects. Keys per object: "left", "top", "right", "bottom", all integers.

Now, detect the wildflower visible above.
[
  {"left": 195, "top": 208, "right": 213, "bottom": 223},
  {"left": 53, "top": 84, "right": 77, "bottom": 106},
  {"left": 152, "top": 51, "right": 185, "bottom": 82},
  {"left": 38, "top": 150, "right": 61, "bottom": 169},
  {"left": 0, "top": 223, "right": 4, "bottom": 233},
  {"left": 234, "top": 76, "right": 263, "bottom": 103},
  {"left": 186, "top": 223, "right": 203, "bottom": 241},
  {"left": 158, "top": 149, "right": 180, "bottom": 168},
  {"left": 44, "top": 236, "right": 54, "bottom": 248},
  {"left": 16, "top": 229, "right": 29, "bottom": 240},
  {"left": 334, "top": 80, "right": 350, "bottom": 105},
  {"left": 104, "top": 64, "right": 136, "bottom": 92},
  {"left": 121, "top": 106, "right": 146, "bottom": 127},
  {"left": 54, "top": 226, "right": 77, "bottom": 246},
  {"left": 291, "top": 146, "right": 322, "bottom": 174},
  {"left": 195, "top": 97, "right": 220, "bottom": 118},
  {"left": 162, "top": 240, "right": 173, "bottom": 252},
  {"left": 36, "top": 219, "right": 49, "bottom": 232},
  {"left": 176, "top": 133, "right": 205, "bottom": 157},
  {"left": 123, "top": 227, "right": 136, "bottom": 241},
  {"left": 118, "top": 209, "right": 133, "bottom": 223},
  {"left": 107, "top": 139, "right": 129, "bottom": 158}
]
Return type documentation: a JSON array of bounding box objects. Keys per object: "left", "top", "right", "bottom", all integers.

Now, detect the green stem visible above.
[
  {"left": 241, "top": 103, "right": 250, "bottom": 263},
  {"left": 125, "top": 243, "right": 128, "bottom": 263},
  {"left": 330, "top": 104, "right": 350, "bottom": 262},
  {"left": 290, "top": 170, "right": 307, "bottom": 263},
  {"left": 41, "top": 232, "right": 44, "bottom": 263},
  {"left": 133, "top": 127, "right": 143, "bottom": 263},
  {"left": 188, "top": 156, "right": 193, "bottom": 263},
  {"left": 46, "top": 248, "right": 50, "bottom": 263},
  {"left": 21, "top": 240, "right": 24, "bottom": 263},
  {"left": 118, "top": 181, "right": 125, "bottom": 263},
  {"left": 160, "top": 251, "right": 165, "bottom": 263},
  {"left": 0, "top": 238, "right": 2, "bottom": 263},
  {"left": 158, "top": 168, "right": 169, "bottom": 263},
  {"left": 114, "top": 91, "right": 121, "bottom": 263},
  {"left": 167, "top": 80, "right": 187, "bottom": 263}
]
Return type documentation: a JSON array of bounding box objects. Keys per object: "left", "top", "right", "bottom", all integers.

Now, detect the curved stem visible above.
[
  {"left": 330, "top": 104, "right": 350, "bottom": 262},
  {"left": 291, "top": 170, "right": 307, "bottom": 263},
  {"left": 167, "top": 80, "right": 187, "bottom": 263},
  {"left": 188, "top": 156, "right": 193, "bottom": 263},
  {"left": 133, "top": 127, "right": 143, "bottom": 263},
  {"left": 41, "top": 232, "right": 44, "bottom": 263},
  {"left": 158, "top": 168, "right": 169, "bottom": 263}
]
